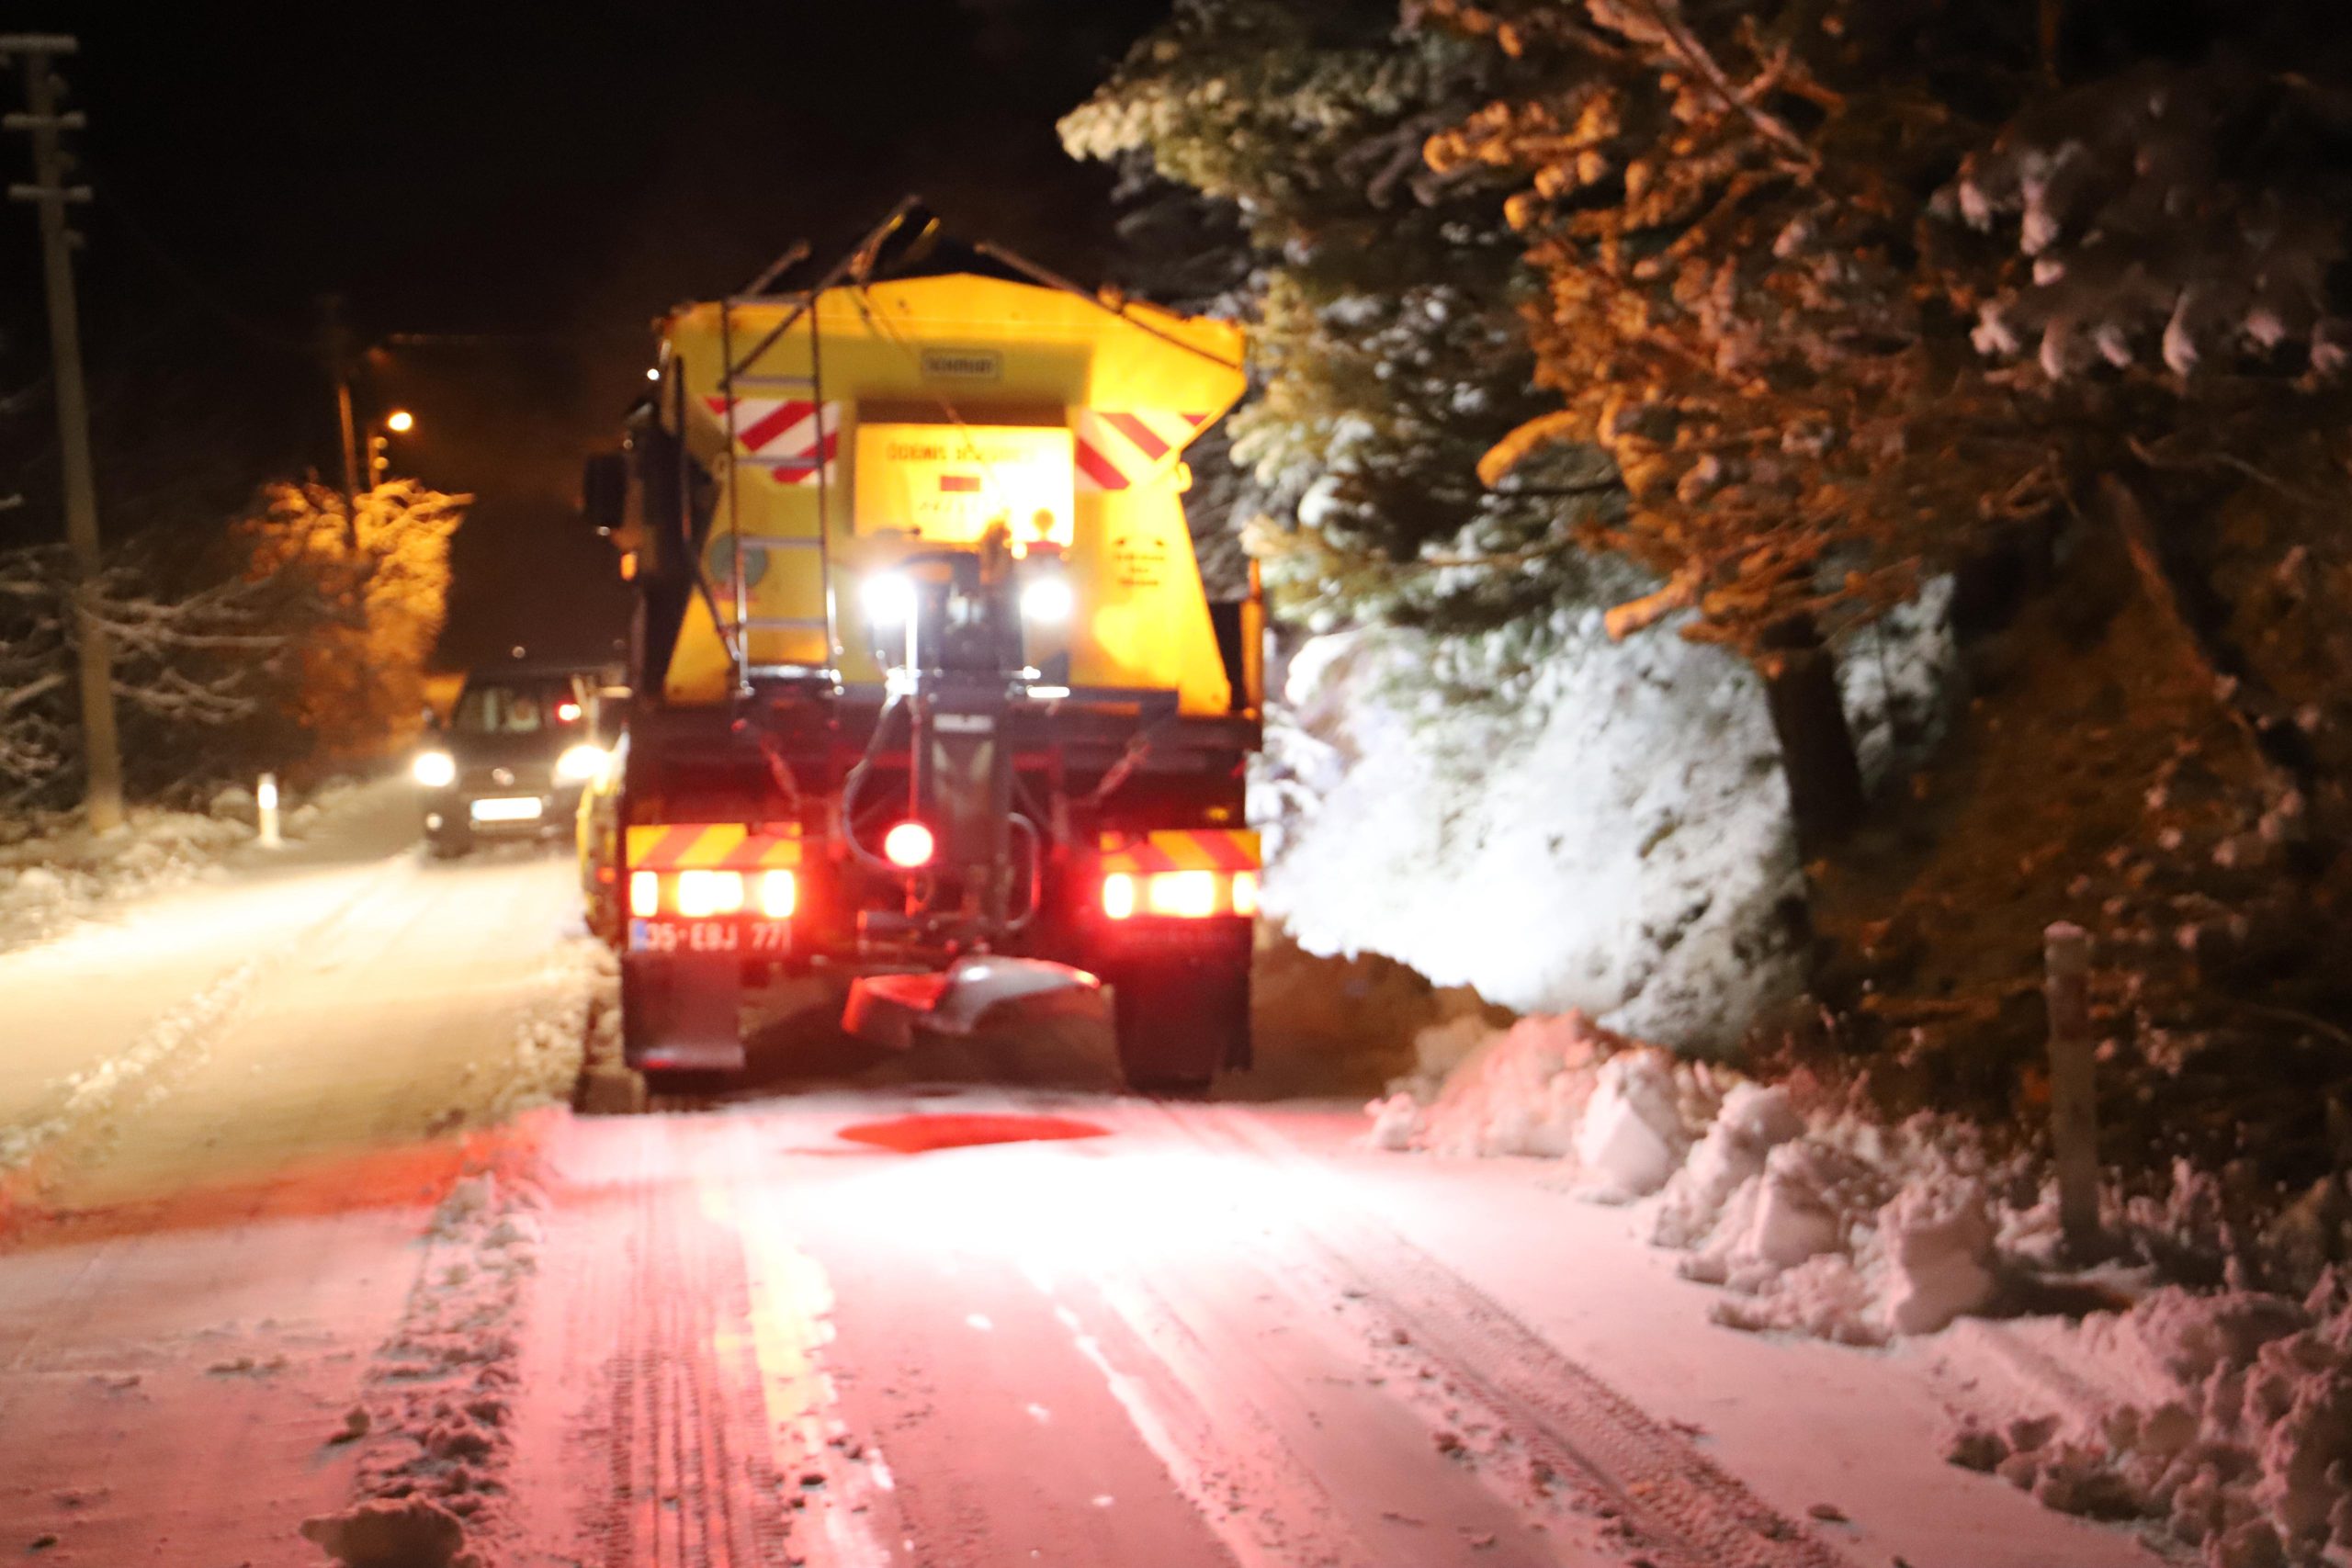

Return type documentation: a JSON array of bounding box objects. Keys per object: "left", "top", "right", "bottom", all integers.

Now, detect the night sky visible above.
[{"left": 0, "top": 0, "right": 1168, "bottom": 666}]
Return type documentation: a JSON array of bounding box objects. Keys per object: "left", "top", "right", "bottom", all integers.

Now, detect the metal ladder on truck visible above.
[
  {"left": 713, "top": 243, "right": 837, "bottom": 690},
  {"left": 707, "top": 199, "right": 931, "bottom": 691}
]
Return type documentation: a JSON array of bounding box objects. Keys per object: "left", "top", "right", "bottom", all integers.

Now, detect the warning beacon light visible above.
[{"left": 883, "top": 821, "right": 935, "bottom": 870}]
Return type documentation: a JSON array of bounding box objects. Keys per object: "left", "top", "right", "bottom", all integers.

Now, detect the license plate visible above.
[
  {"left": 628, "top": 919, "right": 791, "bottom": 955},
  {"left": 470, "top": 795, "right": 545, "bottom": 823}
]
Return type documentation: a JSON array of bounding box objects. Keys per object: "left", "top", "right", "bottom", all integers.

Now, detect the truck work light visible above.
[
  {"left": 1020, "top": 570, "right": 1072, "bottom": 624},
  {"left": 861, "top": 572, "right": 916, "bottom": 628}
]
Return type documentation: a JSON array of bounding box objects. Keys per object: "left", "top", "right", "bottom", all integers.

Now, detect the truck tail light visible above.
[
  {"left": 1099, "top": 869, "right": 1257, "bottom": 920},
  {"left": 1147, "top": 870, "right": 1219, "bottom": 919},
  {"left": 674, "top": 869, "right": 745, "bottom": 919},
  {"left": 1102, "top": 873, "right": 1137, "bottom": 920},
  {"left": 756, "top": 870, "right": 797, "bottom": 919},
  {"left": 629, "top": 871, "right": 660, "bottom": 918}
]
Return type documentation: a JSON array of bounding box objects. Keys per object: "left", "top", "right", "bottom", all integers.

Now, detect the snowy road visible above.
[{"left": 0, "top": 803, "right": 2162, "bottom": 1567}]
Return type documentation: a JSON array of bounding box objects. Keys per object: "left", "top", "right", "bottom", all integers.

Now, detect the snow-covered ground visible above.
[{"left": 0, "top": 807, "right": 2165, "bottom": 1568}]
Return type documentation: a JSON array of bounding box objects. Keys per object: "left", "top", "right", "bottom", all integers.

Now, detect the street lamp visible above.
[{"left": 368, "top": 409, "right": 416, "bottom": 485}]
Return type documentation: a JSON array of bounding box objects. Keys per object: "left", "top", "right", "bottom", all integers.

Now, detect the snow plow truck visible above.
[{"left": 577, "top": 210, "right": 1261, "bottom": 1089}]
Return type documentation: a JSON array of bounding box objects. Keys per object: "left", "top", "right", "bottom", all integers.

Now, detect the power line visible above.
[
  {"left": 88, "top": 172, "right": 313, "bottom": 356},
  {"left": 382, "top": 330, "right": 649, "bottom": 348}
]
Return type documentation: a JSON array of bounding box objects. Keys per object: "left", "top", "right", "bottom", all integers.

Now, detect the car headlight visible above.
[
  {"left": 1020, "top": 570, "right": 1073, "bottom": 625},
  {"left": 554, "top": 743, "right": 609, "bottom": 784},
  {"left": 412, "top": 750, "right": 456, "bottom": 788}
]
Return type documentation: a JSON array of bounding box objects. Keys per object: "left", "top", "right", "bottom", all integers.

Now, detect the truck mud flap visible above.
[{"left": 621, "top": 953, "right": 746, "bottom": 1073}]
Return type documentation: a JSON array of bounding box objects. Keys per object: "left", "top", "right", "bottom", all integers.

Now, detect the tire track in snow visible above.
[
  {"left": 1148, "top": 1101, "right": 1855, "bottom": 1568},
  {"left": 548, "top": 1117, "right": 896, "bottom": 1568}
]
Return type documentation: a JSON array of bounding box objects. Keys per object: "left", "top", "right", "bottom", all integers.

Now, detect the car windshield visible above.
[{"left": 453, "top": 682, "right": 569, "bottom": 737}]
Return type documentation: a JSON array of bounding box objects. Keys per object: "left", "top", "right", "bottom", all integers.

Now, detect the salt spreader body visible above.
[{"left": 577, "top": 215, "right": 1262, "bottom": 1088}]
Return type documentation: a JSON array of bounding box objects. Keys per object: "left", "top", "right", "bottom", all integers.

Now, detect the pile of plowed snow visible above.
[
  {"left": 1371, "top": 1011, "right": 2352, "bottom": 1562},
  {"left": 1940, "top": 1279, "right": 2352, "bottom": 1564},
  {"left": 1368, "top": 1011, "right": 2028, "bottom": 1342},
  {"left": 306, "top": 1145, "right": 549, "bottom": 1568}
]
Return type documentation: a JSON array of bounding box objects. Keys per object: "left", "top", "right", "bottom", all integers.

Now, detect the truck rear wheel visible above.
[{"left": 1106, "top": 955, "right": 1250, "bottom": 1094}]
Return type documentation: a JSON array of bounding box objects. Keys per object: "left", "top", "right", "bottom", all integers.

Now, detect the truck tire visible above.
[
  {"left": 1106, "top": 955, "right": 1249, "bottom": 1094},
  {"left": 426, "top": 819, "right": 473, "bottom": 860}
]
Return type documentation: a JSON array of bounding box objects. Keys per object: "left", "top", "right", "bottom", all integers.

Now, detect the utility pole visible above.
[
  {"left": 5, "top": 34, "right": 122, "bottom": 832},
  {"left": 319, "top": 294, "right": 361, "bottom": 502}
]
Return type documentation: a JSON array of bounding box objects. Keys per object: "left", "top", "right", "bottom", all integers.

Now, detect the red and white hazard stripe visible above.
[
  {"left": 1072, "top": 410, "right": 1210, "bottom": 492},
  {"left": 705, "top": 397, "right": 839, "bottom": 486}
]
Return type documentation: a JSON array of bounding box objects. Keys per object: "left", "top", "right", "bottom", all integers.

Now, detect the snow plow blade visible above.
[{"left": 842, "top": 957, "right": 1106, "bottom": 1052}]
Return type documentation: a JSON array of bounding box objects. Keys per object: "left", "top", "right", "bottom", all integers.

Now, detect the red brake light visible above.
[{"left": 883, "top": 821, "right": 935, "bottom": 869}]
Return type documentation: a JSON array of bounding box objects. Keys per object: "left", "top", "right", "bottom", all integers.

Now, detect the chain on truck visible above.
[{"left": 574, "top": 206, "right": 1264, "bottom": 1089}]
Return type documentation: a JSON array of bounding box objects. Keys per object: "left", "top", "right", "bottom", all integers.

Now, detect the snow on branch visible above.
[{"left": 1950, "top": 62, "right": 2352, "bottom": 383}]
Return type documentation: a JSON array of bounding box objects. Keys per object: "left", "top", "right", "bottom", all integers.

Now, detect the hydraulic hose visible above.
[{"left": 836, "top": 691, "right": 911, "bottom": 874}]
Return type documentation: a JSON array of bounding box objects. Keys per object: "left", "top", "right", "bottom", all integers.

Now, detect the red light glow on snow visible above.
[{"left": 835, "top": 1113, "right": 1109, "bottom": 1155}]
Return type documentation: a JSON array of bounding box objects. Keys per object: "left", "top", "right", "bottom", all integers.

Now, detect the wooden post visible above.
[
  {"left": 255, "top": 773, "right": 281, "bottom": 850},
  {"left": 2044, "top": 921, "right": 2100, "bottom": 1262}
]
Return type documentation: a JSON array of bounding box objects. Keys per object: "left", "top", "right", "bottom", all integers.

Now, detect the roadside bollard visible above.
[
  {"left": 2043, "top": 921, "right": 2099, "bottom": 1262},
  {"left": 257, "top": 773, "right": 282, "bottom": 850}
]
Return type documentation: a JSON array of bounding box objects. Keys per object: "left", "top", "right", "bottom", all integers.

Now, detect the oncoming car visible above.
[{"left": 413, "top": 669, "right": 610, "bottom": 857}]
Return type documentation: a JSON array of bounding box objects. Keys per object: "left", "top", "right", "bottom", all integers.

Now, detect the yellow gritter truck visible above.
[{"left": 578, "top": 209, "right": 1262, "bottom": 1088}]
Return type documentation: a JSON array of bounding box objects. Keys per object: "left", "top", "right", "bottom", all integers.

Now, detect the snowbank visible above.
[
  {"left": 0, "top": 778, "right": 369, "bottom": 949},
  {"left": 1368, "top": 1010, "right": 2018, "bottom": 1342},
  {"left": 1940, "top": 1277, "right": 2352, "bottom": 1562},
  {"left": 1261, "top": 617, "right": 1807, "bottom": 1050},
  {"left": 1372, "top": 1008, "right": 2352, "bottom": 1558}
]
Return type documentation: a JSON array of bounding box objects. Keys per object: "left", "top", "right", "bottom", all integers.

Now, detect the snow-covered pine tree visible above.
[
  {"left": 1063, "top": 0, "right": 1828, "bottom": 1049},
  {"left": 1061, "top": 0, "right": 1620, "bottom": 649}
]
